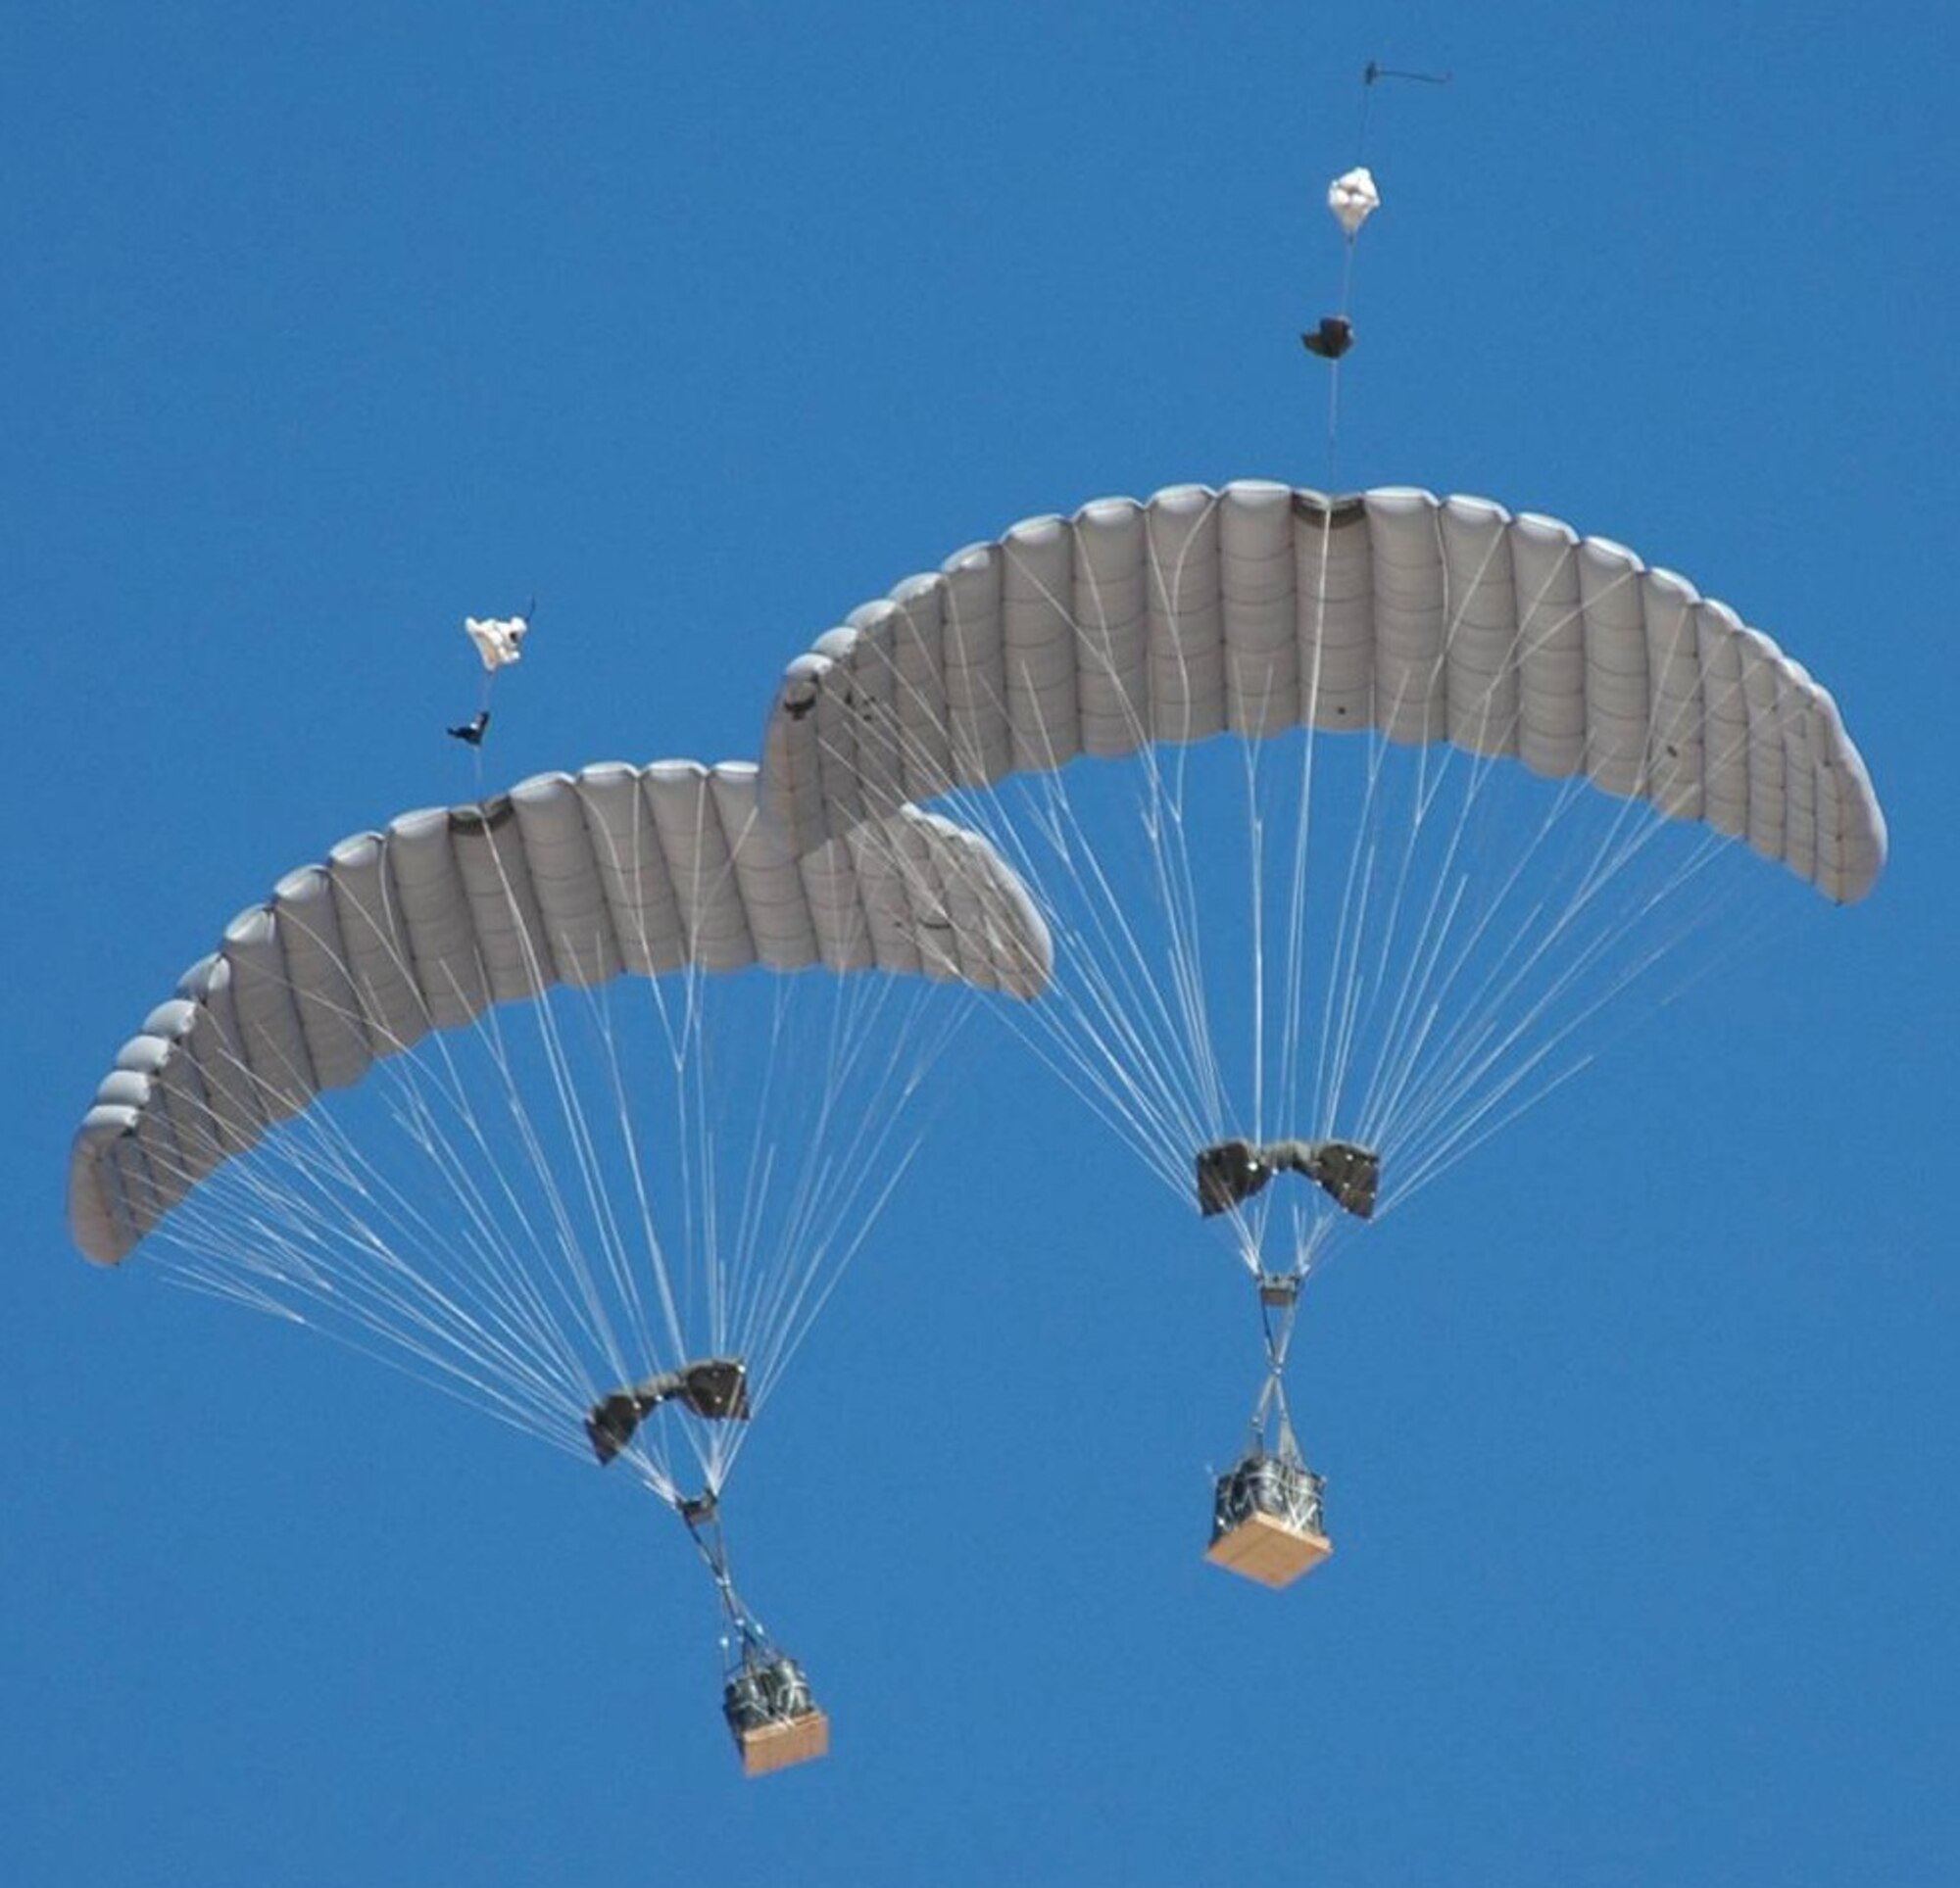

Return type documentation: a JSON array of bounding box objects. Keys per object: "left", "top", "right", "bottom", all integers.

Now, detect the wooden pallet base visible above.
[
  {"left": 1205, "top": 1510, "right": 1334, "bottom": 1588},
  {"left": 737, "top": 1709, "right": 830, "bottom": 1777}
]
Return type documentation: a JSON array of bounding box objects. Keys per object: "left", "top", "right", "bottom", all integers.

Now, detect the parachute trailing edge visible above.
[
  {"left": 760, "top": 483, "right": 1886, "bottom": 906},
  {"left": 69, "top": 760, "right": 1054, "bottom": 1267}
]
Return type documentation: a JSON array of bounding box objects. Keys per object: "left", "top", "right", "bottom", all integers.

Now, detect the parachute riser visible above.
[
  {"left": 1248, "top": 1303, "right": 1300, "bottom": 1460},
  {"left": 678, "top": 1491, "right": 764, "bottom": 1659},
  {"left": 1249, "top": 1372, "right": 1297, "bottom": 1461}
]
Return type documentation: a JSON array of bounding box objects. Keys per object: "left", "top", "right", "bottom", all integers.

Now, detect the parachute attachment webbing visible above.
[
  {"left": 584, "top": 1357, "right": 752, "bottom": 1464},
  {"left": 1195, "top": 1138, "right": 1381, "bottom": 1220}
]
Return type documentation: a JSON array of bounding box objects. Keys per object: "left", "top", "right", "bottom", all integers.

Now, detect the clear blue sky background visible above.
[{"left": 6, "top": 4, "right": 1955, "bottom": 1884}]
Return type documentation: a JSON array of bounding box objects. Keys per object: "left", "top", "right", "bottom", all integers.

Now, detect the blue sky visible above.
[{"left": 6, "top": 4, "right": 1956, "bottom": 1883}]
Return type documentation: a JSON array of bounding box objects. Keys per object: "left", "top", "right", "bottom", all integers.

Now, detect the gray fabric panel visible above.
[
  {"left": 449, "top": 799, "right": 554, "bottom": 1005},
  {"left": 1073, "top": 497, "right": 1152, "bottom": 756},
  {"left": 107, "top": 1129, "right": 165, "bottom": 1245},
  {"left": 139, "top": 1000, "right": 231, "bottom": 1192},
  {"left": 510, "top": 772, "right": 623, "bottom": 991},
  {"left": 885, "top": 810, "right": 966, "bottom": 989},
  {"left": 925, "top": 813, "right": 999, "bottom": 992},
  {"left": 940, "top": 542, "right": 1013, "bottom": 786},
  {"left": 74, "top": 1076, "right": 172, "bottom": 1250},
  {"left": 1810, "top": 684, "right": 1879, "bottom": 892},
  {"left": 1295, "top": 494, "right": 1376, "bottom": 730},
  {"left": 326, "top": 832, "right": 432, "bottom": 1056},
  {"left": 574, "top": 763, "right": 687, "bottom": 976},
  {"left": 761, "top": 653, "right": 837, "bottom": 862},
  {"left": 71, "top": 1106, "right": 139, "bottom": 1260},
  {"left": 1366, "top": 488, "right": 1449, "bottom": 744},
  {"left": 711, "top": 764, "right": 820, "bottom": 971},
  {"left": 1740, "top": 631, "right": 1788, "bottom": 862},
  {"left": 110, "top": 1036, "right": 198, "bottom": 1219},
  {"left": 220, "top": 904, "right": 317, "bottom": 1120},
  {"left": 1146, "top": 485, "right": 1226, "bottom": 745},
  {"left": 76, "top": 1104, "right": 151, "bottom": 1250},
  {"left": 1510, "top": 510, "right": 1589, "bottom": 779},
  {"left": 386, "top": 808, "right": 491, "bottom": 1029},
  {"left": 827, "top": 602, "right": 912, "bottom": 820},
  {"left": 1576, "top": 536, "right": 1650, "bottom": 797},
  {"left": 1642, "top": 572, "right": 1706, "bottom": 820},
  {"left": 832, "top": 824, "right": 919, "bottom": 979},
  {"left": 885, "top": 577, "right": 956, "bottom": 802},
  {"left": 807, "top": 624, "right": 876, "bottom": 832},
  {"left": 128, "top": 1070, "right": 196, "bottom": 1223},
  {"left": 1780, "top": 664, "right": 1819, "bottom": 882},
  {"left": 270, "top": 864, "right": 373, "bottom": 1091},
  {"left": 1220, "top": 481, "right": 1298, "bottom": 739},
  {"left": 1697, "top": 602, "right": 1751, "bottom": 840},
  {"left": 82, "top": 1082, "right": 158, "bottom": 1239},
  {"left": 1000, "top": 512, "right": 1082, "bottom": 774},
  {"left": 174, "top": 953, "right": 269, "bottom": 1153},
  {"left": 798, "top": 835, "right": 880, "bottom": 975},
  {"left": 646, "top": 760, "right": 756, "bottom": 971},
  {"left": 979, "top": 837, "right": 1052, "bottom": 1001},
  {"left": 1439, "top": 496, "right": 1523, "bottom": 759}
]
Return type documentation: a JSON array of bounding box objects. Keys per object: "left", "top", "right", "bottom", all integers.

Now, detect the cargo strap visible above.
[{"left": 679, "top": 1492, "right": 775, "bottom": 1669}]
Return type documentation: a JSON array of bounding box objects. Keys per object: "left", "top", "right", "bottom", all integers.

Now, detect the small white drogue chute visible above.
[
  {"left": 465, "top": 612, "right": 529, "bottom": 670},
  {"left": 1327, "top": 166, "right": 1380, "bottom": 238}
]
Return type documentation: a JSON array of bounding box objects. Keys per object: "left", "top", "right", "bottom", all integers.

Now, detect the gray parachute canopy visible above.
[
  {"left": 70, "top": 758, "right": 1052, "bottom": 1266},
  {"left": 760, "top": 482, "right": 1886, "bottom": 904}
]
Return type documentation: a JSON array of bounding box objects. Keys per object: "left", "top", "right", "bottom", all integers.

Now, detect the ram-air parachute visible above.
[
  {"left": 70, "top": 756, "right": 1051, "bottom": 1770},
  {"left": 759, "top": 479, "right": 1886, "bottom": 1578}
]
